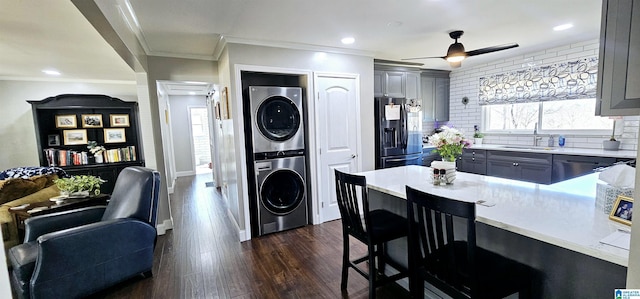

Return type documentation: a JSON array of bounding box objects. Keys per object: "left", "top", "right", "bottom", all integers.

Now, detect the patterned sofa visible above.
[{"left": 0, "top": 167, "right": 66, "bottom": 255}]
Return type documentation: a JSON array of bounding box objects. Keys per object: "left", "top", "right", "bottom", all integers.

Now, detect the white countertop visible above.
[
  {"left": 359, "top": 165, "right": 630, "bottom": 266},
  {"left": 423, "top": 143, "right": 636, "bottom": 158}
]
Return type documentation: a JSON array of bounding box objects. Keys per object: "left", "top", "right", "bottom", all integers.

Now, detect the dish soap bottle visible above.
[
  {"left": 548, "top": 135, "right": 555, "bottom": 147},
  {"left": 558, "top": 135, "right": 565, "bottom": 147}
]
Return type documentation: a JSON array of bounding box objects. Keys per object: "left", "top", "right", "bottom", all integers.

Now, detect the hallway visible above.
[{"left": 94, "top": 173, "right": 409, "bottom": 298}]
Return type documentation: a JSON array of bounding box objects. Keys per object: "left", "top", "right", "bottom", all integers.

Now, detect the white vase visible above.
[
  {"left": 603, "top": 140, "right": 620, "bottom": 151},
  {"left": 474, "top": 138, "right": 483, "bottom": 145},
  {"left": 95, "top": 154, "right": 103, "bottom": 163},
  {"left": 430, "top": 160, "right": 457, "bottom": 184}
]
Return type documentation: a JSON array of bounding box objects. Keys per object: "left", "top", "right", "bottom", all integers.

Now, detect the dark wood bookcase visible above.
[{"left": 28, "top": 94, "right": 145, "bottom": 194}]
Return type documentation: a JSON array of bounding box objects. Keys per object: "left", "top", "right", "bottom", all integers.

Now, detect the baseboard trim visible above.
[
  {"left": 167, "top": 177, "right": 176, "bottom": 194},
  {"left": 176, "top": 171, "right": 196, "bottom": 177},
  {"left": 226, "top": 208, "right": 248, "bottom": 241},
  {"left": 156, "top": 219, "right": 174, "bottom": 235}
]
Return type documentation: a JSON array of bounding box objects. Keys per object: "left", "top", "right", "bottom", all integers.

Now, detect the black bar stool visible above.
[
  {"left": 405, "top": 186, "right": 532, "bottom": 299},
  {"left": 334, "top": 170, "right": 409, "bottom": 299}
]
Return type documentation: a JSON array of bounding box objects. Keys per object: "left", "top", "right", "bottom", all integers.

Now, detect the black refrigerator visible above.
[{"left": 374, "top": 97, "right": 422, "bottom": 169}]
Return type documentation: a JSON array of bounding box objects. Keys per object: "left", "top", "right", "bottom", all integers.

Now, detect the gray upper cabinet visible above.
[
  {"left": 421, "top": 71, "right": 451, "bottom": 122},
  {"left": 405, "top": 72, "right": 421, "bottom": 100},
  {"left": 596, "top": 0, "right": 640, "bottom": 116},
  {"left": 374, "top": 70, "right": 405, "bottom": 98},
  {"left": 373, "top": 71, "right": 384, "bottom": 97}
]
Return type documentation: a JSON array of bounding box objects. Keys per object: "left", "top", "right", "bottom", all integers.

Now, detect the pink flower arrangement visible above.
[{"left": 429, "top": 126, "right": 471, "bottom": 162}]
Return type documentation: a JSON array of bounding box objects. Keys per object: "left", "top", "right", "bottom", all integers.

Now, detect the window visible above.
[{"left": 484, "top": 98, "right": 613, "bottom": 133}]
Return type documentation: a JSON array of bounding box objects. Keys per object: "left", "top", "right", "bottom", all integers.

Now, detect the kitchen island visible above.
[{"left": 360, "top": 165, "right": 628, "bottom": 298}]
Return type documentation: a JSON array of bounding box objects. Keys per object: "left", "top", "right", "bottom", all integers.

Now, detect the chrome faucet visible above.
[{"left": 533, "top": 122, "right": 542, "bottom": 146}]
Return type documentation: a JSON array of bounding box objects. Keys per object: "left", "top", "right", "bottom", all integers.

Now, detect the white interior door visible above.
[{"left": 316, "top": 73, "right": 360, "bottom": 222}]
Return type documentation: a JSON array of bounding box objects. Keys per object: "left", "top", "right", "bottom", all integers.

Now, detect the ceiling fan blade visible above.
[
  {"left": 466, "top": 43, "right": 519, "bottom": 57},
  {"left": 402, "top": 56, "right": 446, "bottom": 61}
]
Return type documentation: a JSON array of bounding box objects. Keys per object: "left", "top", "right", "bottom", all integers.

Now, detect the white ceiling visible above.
[{"left": 1, "top": 0, "right": 603, "bottom": 86}]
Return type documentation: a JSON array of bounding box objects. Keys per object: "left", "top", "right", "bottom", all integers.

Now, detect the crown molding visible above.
[
  {"left": 214, "top": 36, "right": 375, "bottom": 60},
  {"left": 0, "top": 76, "right": 136, "bottom": 85}
]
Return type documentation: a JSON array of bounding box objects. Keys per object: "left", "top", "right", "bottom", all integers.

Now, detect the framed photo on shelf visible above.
[
  {"left": 81, "top": 114, "right": 103, "bottom": 128},
  {"left": 63, "top": 129, "right": 88, "bottom": 145},
  {"left": 609, "top": 195, "right": 633, "bottom": 226},
  {"left": 221, "top": 86, "right": 230, "bottom": 119},
  {"left": 104, "top": 128, "right": 126, "bottom": 143},
  {"left": 110, "top": 114, "right": 130, "bottom": 127},
  {"left": 47, "top": 134, "right": 60, "bottom": 146},
  {"left": 214, "top": 102, "right": 221, "bottom": 120},
  {"left": 55, "top": 115, "right": 77, "bottom": 128}
]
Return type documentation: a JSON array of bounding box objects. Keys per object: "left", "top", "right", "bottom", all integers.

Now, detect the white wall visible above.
[
  {"left": 168, "top": 95, "right": 207, "bottom": 174},
  {"left": 219, "top": 43, "right": 374, "bottom": 239},
  {"left": 444, "top": 39, "right": 639, "bottom": 151},
  {"left": 0, "top": 80, "right": 137, "bottom": 170}
]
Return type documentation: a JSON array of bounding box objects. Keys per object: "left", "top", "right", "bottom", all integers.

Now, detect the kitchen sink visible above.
[{"left": 501, "top": 145, "right": 557, "bottom": 151}]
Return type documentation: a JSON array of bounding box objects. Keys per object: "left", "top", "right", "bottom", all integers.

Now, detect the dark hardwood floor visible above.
[{"left": 93, "top": 173, "right": 410, "bottom": 299}]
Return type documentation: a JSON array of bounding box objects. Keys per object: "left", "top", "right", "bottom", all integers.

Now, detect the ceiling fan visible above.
[{"left": 403, "top": 30, "right": 519, "bottom": 68}]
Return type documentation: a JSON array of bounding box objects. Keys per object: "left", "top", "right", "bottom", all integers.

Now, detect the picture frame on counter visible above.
[
  {"left": 81, "top": 114, "right": 103, "bottom": 128},
  {"left": 55, "top": 114, "right": 77, "bottom": 128},
  {"left": 610, "top": 195, "right": 633, "bottom": 226},
  {"left": 110, "top": 114, "right": 130, "bottom": 127},
  {"left": 63, "top": 129, "right": 88, "bottom": 145},
  {"left": 104, "top": 128, "right": 126, "bottom": 143}
]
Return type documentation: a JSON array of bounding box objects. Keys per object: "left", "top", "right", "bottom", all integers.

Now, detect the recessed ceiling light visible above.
[
  {"left": 341, "top": 37, "right": 355, "bottom": 45},
  {"left": 42, "top": 69, "right": 61, "bottom": 76},
  {"left": 188, "top": 91, "right": 196, "bottom": 95},
  {"left": 553, "top": 23, "right": 573, "bottom": 31}
]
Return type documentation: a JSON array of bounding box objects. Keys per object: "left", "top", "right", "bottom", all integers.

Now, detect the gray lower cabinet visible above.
[
  {"left": 422, "top": 148, "right": 440, "bottom": 166},
  {"left": 596, "top": 0, "right": 640, "bottom": 115},
  {"left": 486, "top": 151, "right": 553, "bottom": 184},
  {"left": 457, "top": 149, "right": 486, "bottom": 175},
  {"left": 552, "top": 155, "right": 616, "bottom": 183}
]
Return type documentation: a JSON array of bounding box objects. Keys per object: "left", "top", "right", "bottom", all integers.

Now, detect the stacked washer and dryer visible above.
[{"left": 249, "top": 86, "right": 308, "bottom": 236}]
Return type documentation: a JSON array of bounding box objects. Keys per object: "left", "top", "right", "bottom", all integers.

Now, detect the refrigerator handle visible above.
[{"left": 401, "top": 104, "right": 408, "bottom": 149}]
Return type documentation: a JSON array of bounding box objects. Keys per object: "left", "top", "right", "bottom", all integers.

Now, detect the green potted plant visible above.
[
  {"left": 473, "top": 125, "right": 484, "bottom": 145},
  {"left": 603, "top": 120, "right": 620, "bottom": 151},
  {"left": 54, "top": 175, "right": 105, "bottom": 197},
  {"left": 87, "top": 141, "right": 106, "bottom": 163}
]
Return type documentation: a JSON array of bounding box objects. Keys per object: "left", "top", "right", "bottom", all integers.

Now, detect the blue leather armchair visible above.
[{"left": 8, "top": 166, "right": 160, "bottom": 299}]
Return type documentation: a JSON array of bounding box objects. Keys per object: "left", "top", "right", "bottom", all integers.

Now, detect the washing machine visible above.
[
  {"left": 249, "top": 86, "right": 304, "bottom": 153},
  {"left": 254, "top": 155, "right": 308, "bottom": 235}
]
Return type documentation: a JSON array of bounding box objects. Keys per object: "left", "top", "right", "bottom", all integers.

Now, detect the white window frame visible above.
[{"left": 482, "top": 99, "right": 613, "bottom": 136}]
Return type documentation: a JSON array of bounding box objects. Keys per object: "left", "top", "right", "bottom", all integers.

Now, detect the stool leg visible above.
[
  {"left": 341, "top": 231, "right": 349, "bottom": 290},
  {"left": 377, "top": 243, "right": 387, "bottom": 276},
  {"left": 368, "top": 242, "right": 376, "bottom": 299}
]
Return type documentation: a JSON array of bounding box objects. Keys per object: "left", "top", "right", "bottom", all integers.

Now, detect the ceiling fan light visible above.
[
  {"left": 446, "top": 55, "right": 466, "bottom": 63},
  {"left": 445, "top": 42, "right": 466, "bottom": 62}
]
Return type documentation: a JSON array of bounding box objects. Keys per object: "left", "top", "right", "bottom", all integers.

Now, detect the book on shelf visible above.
[
  {"left": 102, "top": 146, "right": 137, "bottom": 163},
  {"left": 44, "top": 146, "right": 135, "bottom": 167},
  {"left": 44, "top": 149, "right": 89, "bottom": 167}
]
